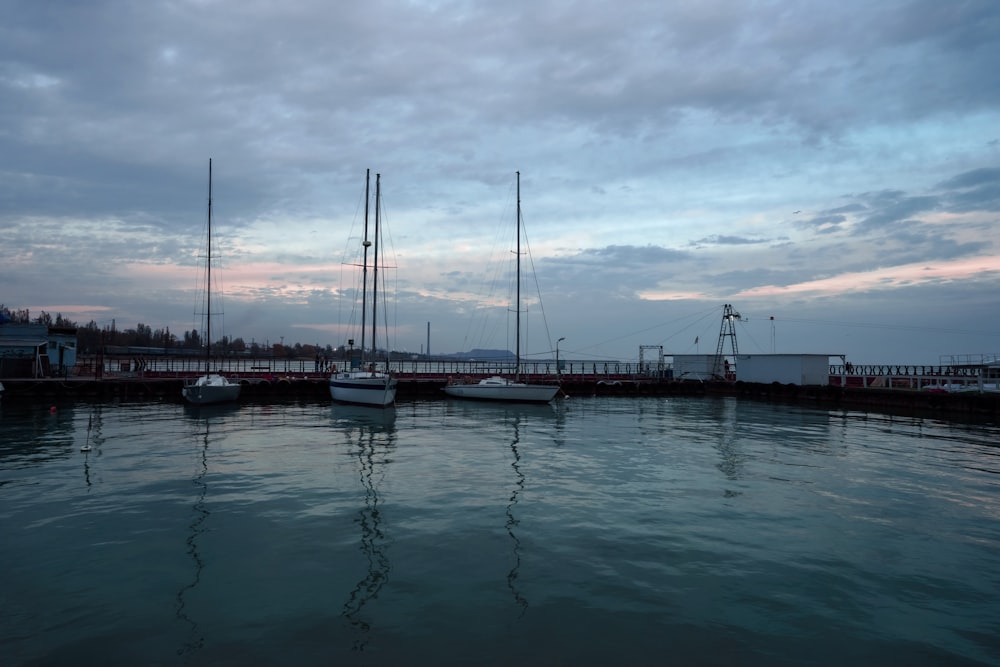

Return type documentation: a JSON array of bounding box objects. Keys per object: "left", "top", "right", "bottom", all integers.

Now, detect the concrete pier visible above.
[{"left": 1, "top": 374, "right": 997, "bottom": 421}]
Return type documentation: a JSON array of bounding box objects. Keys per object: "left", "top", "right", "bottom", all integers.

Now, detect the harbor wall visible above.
[
  {"left": 1, "top": 376, "right": 996, "bottom": 422},
  {"left": 728, "top": 380, "right": 1000, "bottom": 421}
]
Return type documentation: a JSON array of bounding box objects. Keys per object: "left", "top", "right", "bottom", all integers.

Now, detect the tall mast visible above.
[
  {"left": 372, "top": 173, "right": 381, "bottom": 373},
  {"left": 515, "top": 170, "right": 521, "bottom": 381},
  {"left": 205, "top": 158, "right": 213, "bottom": 374},
  {"left": 359, "top": 169, "right": 371, "bottom": 363}
]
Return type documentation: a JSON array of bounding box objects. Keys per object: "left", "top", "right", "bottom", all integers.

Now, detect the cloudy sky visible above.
[{"left": 3, "top": 0, "right": 998, "bottom": 365}]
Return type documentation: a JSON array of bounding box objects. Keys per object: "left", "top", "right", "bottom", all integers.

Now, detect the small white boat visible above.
[
  {"left": 330, "top": 369, "right": 398, "bottom": 407},
  {"left": 183, "top": 373, "right": 242, "bottom": 405},
  {"left": 444, "top": 375, "right": 559, "bottom": 403},
  {"left": 183, "top": 159, "right": 241, "bottom": 406},
  {"left": 330, "top": 171, "right": 397, "bottom": 407}
]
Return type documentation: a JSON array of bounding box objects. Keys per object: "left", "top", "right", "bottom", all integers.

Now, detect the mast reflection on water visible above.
[{"left": 337, "top": 407, "right": 398, "bottom": 652}]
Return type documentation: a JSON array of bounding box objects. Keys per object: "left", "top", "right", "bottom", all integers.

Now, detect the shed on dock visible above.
[
  {"left": 735, "top": 354, "right": 836, "bottom": 386},
  {"left": 0, "top": 323, "right": 78, "bottom": 378},
  {"left": 672, "top": 354, "right": 721, "bottom": 381}
]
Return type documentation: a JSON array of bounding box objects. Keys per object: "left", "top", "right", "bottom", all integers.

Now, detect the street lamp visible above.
[{"left": 556, "top": 337, "right": 566, "bottom": 380}]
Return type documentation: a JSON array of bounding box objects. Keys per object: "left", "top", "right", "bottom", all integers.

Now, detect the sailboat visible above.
[
  {"left": 329, "top": 170, "right": 398, "bottom": 407},
  {"left": 182, "top": 158, "right": 241, "bottom": 405},
  {"left": 444, "top": 172, "right": 560, "bottom": 403}
]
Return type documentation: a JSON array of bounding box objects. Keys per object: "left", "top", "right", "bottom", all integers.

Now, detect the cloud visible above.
[
  {"left": 937, "top": 167, "right": 1000, "bottom": 212},
  {"left": 689, "top": 235, "right": 773, "bottom": 247},
  {"left": 2, "top": 0, "right": 999, "bottom": 364}
]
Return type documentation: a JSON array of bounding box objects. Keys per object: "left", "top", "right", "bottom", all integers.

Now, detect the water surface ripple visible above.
[{"left": 1, "top": 397, "right": 998, "bottom": 665}]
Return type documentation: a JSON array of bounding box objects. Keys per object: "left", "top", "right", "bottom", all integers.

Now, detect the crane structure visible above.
[
  {"left": 639, "top": 345, "right": 665, "bottom": 378},
  {"left": 713, "top": 304, "right": 741, "bottom": 380}
]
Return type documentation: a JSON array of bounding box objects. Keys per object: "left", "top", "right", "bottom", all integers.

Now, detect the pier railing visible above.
[
  {"left": 70, "top": 355, "right": 671, "bottom": 381},
  {"left": 829, "top": 364, "right": 999, "bottom": 392},
  {"left": 56, "top": 356, "right": 998, "bottom": 394}
]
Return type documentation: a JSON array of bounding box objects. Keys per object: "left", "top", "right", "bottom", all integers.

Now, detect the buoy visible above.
[
  {"left": 50, "top": 406, "right": 57, "bottom": 413},
  {"left": 81, "top": 413, "right": 94, "bottom": 451}
]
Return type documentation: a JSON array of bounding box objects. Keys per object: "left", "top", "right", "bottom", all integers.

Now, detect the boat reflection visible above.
[
  {"left": 506, "top": 410, "right": 528, "bottom": 617},
  {"left": 182, "top": 401, "right": 241, "bottom": 422},
  {"left": 175, "top": 408, "right": 226, "bottom": 657},
  {"left": 331, "top": 403, "right": 398, "bottom": 431},
  {"left": 444, "top": 400, "right": 564, "bottom": 616},
  {"left": 443, "top": 398, "right": 560, "bottom": 419},
  {"left": 335, "top": 404, "right": 397, "bottom": 651},
  {"left": 81, "top": 406, "right": 103, "bottom": 489}
]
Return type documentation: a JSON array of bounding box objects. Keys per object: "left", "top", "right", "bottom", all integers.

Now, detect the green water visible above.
[{"left": 1, "top": 397, "right": 998, "bottom": 665}]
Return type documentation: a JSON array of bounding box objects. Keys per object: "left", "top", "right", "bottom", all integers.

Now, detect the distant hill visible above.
[{"left": 441, "top": 348, "right": 514, "bottom": 361}]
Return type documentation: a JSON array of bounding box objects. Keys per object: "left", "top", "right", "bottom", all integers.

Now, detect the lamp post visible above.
[{"left": 556, "top": 337, "right": 566, "bottom": 380}]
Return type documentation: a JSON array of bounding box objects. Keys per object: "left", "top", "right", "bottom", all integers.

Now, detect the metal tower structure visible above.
[
  {"left": 713, "top": 304, "right": 741, "bottom": 380},
  {"left": 639, "top": 345, "right": 664, "bottom": 377}
]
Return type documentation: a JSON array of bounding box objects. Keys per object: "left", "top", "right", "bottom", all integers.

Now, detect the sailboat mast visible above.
[
  {"left": 372, "top": 173, "right": 381, "bottom": 373},
  {"left": 360, "top": 169, "right": 371, "bottom": 363},
  {"left": 515, "top": 171, "right": 522, "bottom": 381},
  {"left": 205, "top": 158, "right": 212, "bottom": 374}
]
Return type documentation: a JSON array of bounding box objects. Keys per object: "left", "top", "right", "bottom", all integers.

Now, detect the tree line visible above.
[{"left": 0, "top": 305, "right": 340, "bottom": 359}]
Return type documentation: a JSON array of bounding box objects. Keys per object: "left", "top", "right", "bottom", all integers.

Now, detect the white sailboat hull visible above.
[
  {"left": 443, "top": 376, "right": 560, "bottom": 403},
  {"left": 330, "top": 372, "right": 399, "bottom": 407},
  {"left": 183, "top": 373, "right": 241, "bottom": 405}
]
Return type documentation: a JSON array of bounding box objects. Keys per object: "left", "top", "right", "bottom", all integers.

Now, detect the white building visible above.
[
  {"left": 672, "top": 354, "right": 727, "bottom": 381},
  {"left": 0, "top": 323, "right": 78, "bottom": 378},
  {"left": 736, "top": 354, "right": 836, "bottom": 386}
]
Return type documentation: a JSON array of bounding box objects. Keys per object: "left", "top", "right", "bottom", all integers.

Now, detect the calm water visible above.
[{"left": 1, "top": 396, "right": 998, "bottom": 666}]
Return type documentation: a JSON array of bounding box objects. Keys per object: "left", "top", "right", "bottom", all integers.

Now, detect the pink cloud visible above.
[{"left": 735, "top": 256, "right": 1000, "bottom": 299}]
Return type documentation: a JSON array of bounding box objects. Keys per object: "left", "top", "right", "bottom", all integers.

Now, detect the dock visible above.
[{"left": 1, "top": 371, "right": 997, "bottom": 422}]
